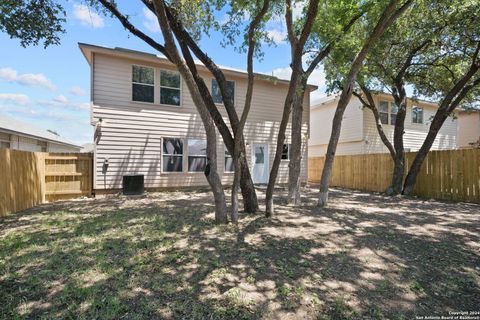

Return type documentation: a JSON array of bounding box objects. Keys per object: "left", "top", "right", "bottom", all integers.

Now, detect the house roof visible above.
[
  {"left": 78, "top": 42, "right": 318, "bottom": 91},
  {"left": 0, "top": 114, "right": 81, "bottom": 148},
  {"left": 458, "top": 108, "right": 480, "bottom": 114},
  {"left": 311, "top": 92, "right": 441, "bottom": 110}
]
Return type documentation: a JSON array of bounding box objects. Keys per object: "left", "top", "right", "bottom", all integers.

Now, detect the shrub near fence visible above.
[
  {"left": 0, "top": 149, "right": 93, "bottom": 217},
  {"left": 308, "top": 149, "right": 480, "bottom": 203}
]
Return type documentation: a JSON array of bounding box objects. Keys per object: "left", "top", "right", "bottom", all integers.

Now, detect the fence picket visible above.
[{"left": 308, "top": 149, "right": 480, "bottom": 203}]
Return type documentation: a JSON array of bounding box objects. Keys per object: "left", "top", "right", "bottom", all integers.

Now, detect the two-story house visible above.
[
  {"left": 458, "top": 109, "right": 480, "bottom": 148},
  {"left": 309, "top": 93, "right": 458, "bottom": 156},
  {"left": 79, "top": 43, "right": 315, "bottom": 193}
]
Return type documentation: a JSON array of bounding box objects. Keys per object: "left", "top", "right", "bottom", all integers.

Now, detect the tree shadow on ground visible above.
[{"left": 0, "top": 188, "right": 478, "bottom": 319}]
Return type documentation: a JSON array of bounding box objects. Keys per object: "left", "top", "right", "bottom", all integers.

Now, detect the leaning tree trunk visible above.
[
  {"left": 237, "top": 140, "right": 258, "bottom": 213},
  {"left": 387, "top": 87, "right": 407, "bottom": 195},
  {"left": 287, "top": 78, "right": 307, "bottom": 204},
  {"left": 403, "top": 53, "right": 480, "bottom": 194},
  {"left": 402, "top": 111, "right": 449, "bottom": 195},
  {"left": 167, "top": 7, "right": 259, "bottom": 214},
  {"left": 318, "top": 0, "right": 411, "bottom": 206},
  {"left": 318, "top": 85, "right": 354, "bottom": 206},
  {"left": 265, "top": 68, "right": 300, "bottom": 216},
  {"left": 231, "top": 0, "right": 269, "bottom": 222},
  {"left": 153, "top": 0, "right": 227, "bottom": 223}
]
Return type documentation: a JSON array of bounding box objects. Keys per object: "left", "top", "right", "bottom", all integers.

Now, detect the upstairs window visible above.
[
  {"left": 37, "top": 141, "right": 47, "bottom": 152},
  {"left": 188, "top": 139, "right": 207, "bottom": 172},
  {"left": 0, "top": 133, "right": 10, "bottom": 149},
  {"left": 412, "top": 106, "right": 424, "bottom": 124},
  {"left": 224, "top": 146, "right": 234, "bottom": 172},
  {"left": 132, "top": 65, "right": 154, "bottom": 103},
  {"left": 212, "top": 79, "right": 235, "bottom": 105},
  {"left": 162, "top": 138, "right": 183, "bottom": 172},
  {"left": 160, "top": 70, "right": 181, "bottom": 106},
  {"left": 379, "top": 101, "right": 389, "bottom": 125},
  {"left": 281, "top": 144, "right": 290, "bottom": 160},
  {"left": 390, "top": 104, "right": 398, "bottom": 125},
  {"left": 378, "top": 101, "right": 398, "bottom": 125}
]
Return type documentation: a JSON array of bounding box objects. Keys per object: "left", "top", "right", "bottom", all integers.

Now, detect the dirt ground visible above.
[{"left": 0, "top": 187, "right": 479, "bottom": 319}]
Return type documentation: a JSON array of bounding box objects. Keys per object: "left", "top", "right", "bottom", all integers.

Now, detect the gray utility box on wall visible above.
[{"left": 122, "top": 175, "right": 144, "bottom": 195}]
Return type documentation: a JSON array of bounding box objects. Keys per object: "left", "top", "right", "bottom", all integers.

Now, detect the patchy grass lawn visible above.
[{"left": 0, "top": 188, "right": 479, "bottom": 319}]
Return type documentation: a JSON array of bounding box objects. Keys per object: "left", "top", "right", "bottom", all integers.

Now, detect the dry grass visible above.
[{"left": 0, "top": 187, "right": 479, "bottom": 319}]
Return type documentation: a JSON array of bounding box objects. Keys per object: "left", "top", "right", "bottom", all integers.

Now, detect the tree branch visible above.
[
  {"left": 98, "top": 0, "right": 168, "bottom": 58},
  {"left": 305, "top": 9, "right": 364, "bottom": 77},
  {"left": 164, "top": 5, "right": 239, "bottom": 129},
  {"left": 357, "top": 84, "right": 396, "bottom": 160}
]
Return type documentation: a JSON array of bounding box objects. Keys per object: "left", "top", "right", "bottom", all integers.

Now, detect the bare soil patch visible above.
[{"left": 1, "top": 187, "right": 479, "bottom": 319}]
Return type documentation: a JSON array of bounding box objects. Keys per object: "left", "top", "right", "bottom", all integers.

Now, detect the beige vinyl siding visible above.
[
  {"left": 363, "top": 97, "right": 457, "bottom": 153},
  {"left": 309, "top": 141, "right": 365, "bottom": 157},
  {"left": 92, "top": 53, "right": 309, "bottom": 190},
  {"left": 458, "top": 112, "right": 480, "bottom": 148},
  {"left": 309, "top": 98, "right": 364, "bottom": 156},
  {"left": 47, "top": 143, "right": 81, "bottom": 153}
]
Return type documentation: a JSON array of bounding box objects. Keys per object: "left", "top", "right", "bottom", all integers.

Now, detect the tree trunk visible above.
[
  {"left": 318, "top": 84, "right": 354, "bottom": 206},
  {"left": 231, "top": 0, "right": 270, "bottom": 223},
  {"left": 166, "top": 6, "right": 259, "bottom": 214},
  {"left": 287, "top": 78, "right": 307, "bottom": 204},
  {"left": 265, "top": 0, "right": 319, "bottom": 216},
  {"left": 402, "top": 111, "right": 448, "bottom": 195},
  {"left": 356, "top": 87, "right": 396, "bottom": 160},
  {"left": 387, "top": 86, "right": 407, "bottom": 195},
  {"left": 265, "top": 102, "right": 293, "bottom": 216},
  {"left": 318, "top": 0, "right": 411, "bottom": 206},
  {"left": 403, "top": 50, "right": 480, "bottom": 194},
  {"left": 152, "top": 0, "right": 227, "bottom": 223}
]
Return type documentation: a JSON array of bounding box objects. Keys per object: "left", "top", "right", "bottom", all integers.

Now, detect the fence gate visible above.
[
  {"left": 45, "top": 153, "right": 93, "bottom": 202},
  {"left": 0, "top": 149, "right": 93, "bottom": 216}
]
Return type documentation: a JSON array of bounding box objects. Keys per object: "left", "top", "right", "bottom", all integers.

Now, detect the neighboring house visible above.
[
  {"left": 0, "top": 114, "right": 81, "bottom": 152},
  {"left": 309, "top": 93, "right": 457, "bottom": 156},
  {"left": 79, "top": 43, "right": 316, "bottom": 192},
  {"left": 458, "top": 109, "right": 480, "bottom": 148}
]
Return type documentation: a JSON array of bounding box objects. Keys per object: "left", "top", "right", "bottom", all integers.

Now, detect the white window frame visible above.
[
  {"left": 224, "top": 145, "right": 234, "bottom": 173},
  {"left": 161, "top": 137, "right": 184, "bottom": 173},
  {"left": 0, "top": 141, "right": 10, "bottom": 149},
  {"left": 412, "top": 105, "right": 424, "bottom": 124},
  {"left": 0, "top": 133, "right": 10, "bottom": 149},
  {"left": 281, "top": 144, "right": 290, "bottom": 161},
  {"left": 132, "top": 64, "right": 155, "bottom": 104},
  {"left": 187, "top": 139, "right": 207, "bottom": 173},
  {"left": 211, "top": 79, "right": 236, "bottom": 106},
  {"left": 160, "top": 69, "right": 182, "bottom": 107},
  {"left": 390, "top": 103, "right": 398, "bottom": 125},
  {"left": 378, "top": 100, "right": 401, "bottom": 125},
  {"left": 37, "top": 140, "right": 47, "bottom": 152}
]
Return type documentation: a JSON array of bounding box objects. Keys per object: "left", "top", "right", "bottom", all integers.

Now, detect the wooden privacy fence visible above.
[
  {"left": 308, "top": 149, "right": 480, "bottom": 203},
  {"left": 0, "top": 149, "right": 93, "bottom": 217}
]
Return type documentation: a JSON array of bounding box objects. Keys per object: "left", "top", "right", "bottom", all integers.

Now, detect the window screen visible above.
[{"left": 162, "top": 138, "right": 183, "bottom": 172}]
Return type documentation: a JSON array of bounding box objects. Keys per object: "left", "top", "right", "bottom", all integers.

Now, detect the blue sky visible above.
[{"left": 0, "top": 2, "right": 326, "bottom": 145}]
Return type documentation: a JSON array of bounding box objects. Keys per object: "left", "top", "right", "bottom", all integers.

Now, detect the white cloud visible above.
[
  {"left": 0, "top": 93, "right": 32, "bottom": 106},
  {"left": 53, "top": 95, "right": 68, "bottom": 104},
  {"left": 266, "top": 29, "right": 287, "bottom": 44},
  {"left": 143, "top": 8, "right": 160, "bottom": 33},
  {"left": 0, "top": 67, "right": 57, "bottom": 91},
  {"left": 69, "top": 86, "right": 87, "bottom": 96},
  {"left": 271, "top": 66, "right": 327, "bottom": 101},
  {"left": 38, "top": 95, "right": 89, "bottom": 112},
  {"left": 73, "top": 4, "right": 105, "bottom": 28}
]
